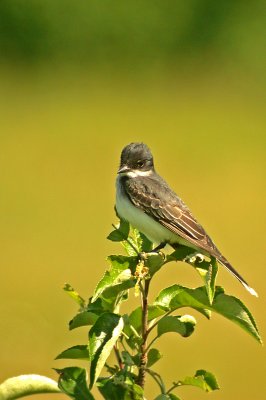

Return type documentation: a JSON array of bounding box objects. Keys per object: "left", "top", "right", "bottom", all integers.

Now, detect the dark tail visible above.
[{"left": 219, "top": 256, "right": 258, "bottom": 297}]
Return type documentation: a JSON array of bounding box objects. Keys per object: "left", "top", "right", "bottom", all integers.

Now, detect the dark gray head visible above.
[{"left": 118, "top": 142, "right": 154, "bottom": 174}]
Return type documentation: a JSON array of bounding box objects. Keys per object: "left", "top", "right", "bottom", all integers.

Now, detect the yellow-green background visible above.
[{"left": 0, "top": 2, "right": 265, "bottom": 399}]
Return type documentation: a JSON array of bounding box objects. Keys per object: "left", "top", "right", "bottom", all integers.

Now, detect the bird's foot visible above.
[{"left": 138, "top": 242, "right": 166, "bottom": 261}]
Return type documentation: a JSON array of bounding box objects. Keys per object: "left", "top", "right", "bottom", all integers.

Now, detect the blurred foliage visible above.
[{"left": 0, "top": 0, "right": 265, "bottom": 74}]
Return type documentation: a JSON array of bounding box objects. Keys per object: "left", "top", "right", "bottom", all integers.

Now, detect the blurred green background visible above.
[{"left": 0, "top": 1, "right": 265, "bottom": 399}]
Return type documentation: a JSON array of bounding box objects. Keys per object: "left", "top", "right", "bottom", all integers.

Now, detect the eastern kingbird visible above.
[{"left": 116, "top": 142, "right": 257, "bottom": 297}]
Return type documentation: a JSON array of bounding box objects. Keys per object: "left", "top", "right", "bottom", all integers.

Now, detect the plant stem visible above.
[
  {"left": 146, "top": 310, "right": 173, "bottom": 335},
  {"left": 166, "top": 382, "right": 180, "bottom": 394},
  {"left": 146, "top": 369, "right": 166, "bottom": 394},
  {"left": 137, "top": 278, "right": 150, "bottom": 388}
]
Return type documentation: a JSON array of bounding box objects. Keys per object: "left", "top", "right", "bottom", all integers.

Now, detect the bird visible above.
[{"left": 115, "top": 142, "right": 257, "bottom": 297}]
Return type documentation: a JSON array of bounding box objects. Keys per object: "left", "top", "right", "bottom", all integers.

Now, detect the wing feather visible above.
[
  {"left": 124, "top": 175, "right": 220, "bottom": 256},
  {"left": 122, "top": 174, "right": 256, "bottom": 296}
]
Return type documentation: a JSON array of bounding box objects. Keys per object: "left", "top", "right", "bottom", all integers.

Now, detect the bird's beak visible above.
[{"left": 117, "top": 165, "right": 130, "bottom": 174}]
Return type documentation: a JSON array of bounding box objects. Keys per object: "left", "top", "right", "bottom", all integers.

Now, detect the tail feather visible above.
[{"left": 219, "top": 257, "right": 258, "bottom": 297}]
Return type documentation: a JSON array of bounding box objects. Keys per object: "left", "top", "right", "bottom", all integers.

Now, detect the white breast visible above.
[{"left": 116, "top": 176, "right": 180, "bottom": 245}]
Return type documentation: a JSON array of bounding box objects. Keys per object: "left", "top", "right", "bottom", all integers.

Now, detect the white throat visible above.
[{"left": 119, "top": 169, "right": 153, "bottom": 178}]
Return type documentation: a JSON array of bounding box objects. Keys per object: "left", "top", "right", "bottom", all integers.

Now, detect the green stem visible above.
[
  {"left": 146, "top": 369, "right": 166, "bottom": 394},
  {"left": 166, "top": 382, "right": 180, "bottom": 394},
  {"left": 146, "top": 310, "right": 173, "bottom": 335}
]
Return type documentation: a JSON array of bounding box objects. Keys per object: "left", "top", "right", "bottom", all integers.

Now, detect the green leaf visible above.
[
  {"left": 130, "top": 228, "right": 153, "bottom": 253},
  {"left": 130, "top": 228, "right": 143, "bottom": 253},
  {"left": 177, "top": 369, "right": 219, "bottom": 392},
  {"left": 69, "top": 311, "right": 99, "bottom": 330},
  {"left": 107, "top": 230, "right": 126, "bottom": 242},
  {"left": 167, "top": 248, "right": 219, "bottom": 304},
  {"left": 125, "top": 305, "right": 165, "bottom": 335},
  {"left": 121, "top": 239, "right": 138, "bottom": 256},
  {"left": 0, "top": 375, "right": 60, "bottom": 398},
  {"left": 168, "top": 395, "right": 181, "bottom": 400},
  {"left": 56, "top": 367, "right": 94, "bottom": 399},
  {"left": 166, "top": 246, "right": 197, "bottom": 263},
  {"left": 63, "top": 284, "right": 86, "bottom": 308},
  {"left": 211, "top": 291, "right": 261, "bottom": 342},
  {"left": 56, "top": 345, "right": 90, "bottom": 361},
  {"left": 123, "top": 305, "right": 166, "bottom": 349},
  {"left": 98, "top": 375, "right": 144, "bottom": 400},
  {"left": 107, "top": 220, "right": 130, "bottom": 242},
  {"left": 147, "top": 348, "right": 162, "bottom": 367},
  {"left": 186, "top": 255, "right": 218, "bottom": 304},
  {"left": 139, "top": 232, "right": 153, "bottom": 252},
  {"left": 157, "top": 315, "right": 196, "bottom": 338},
  {"left": 121, "top": 350, "right": 135, "bottom": 366},
  {"left": 89, "top": 313, "right": 124, "bottom": 388},
  {"left": 92, "top": 255, "right": 137, "bottom": 302},
  {"left": 154, "top": 285, "right": 261, "bottom": 342}
]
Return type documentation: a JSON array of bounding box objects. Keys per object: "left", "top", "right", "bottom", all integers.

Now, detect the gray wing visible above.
[
  {"left": 124, "top": 175, "right": 221, "bottom": 257},
  {"left": 124, "top": 175, "right": 257, "bottom": 296}
]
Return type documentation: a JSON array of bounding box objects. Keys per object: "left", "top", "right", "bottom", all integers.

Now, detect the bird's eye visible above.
[{"left": 136, "top": 161, "right": 144, "bottom": 168}]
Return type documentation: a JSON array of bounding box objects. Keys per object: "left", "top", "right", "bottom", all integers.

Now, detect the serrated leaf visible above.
[
  {"left": 154, "top": 285, "right": 261, "bottom": 342},
  {"left": 157, "top": 315, "right": 196, "bottom": 338},
  {"left": 69, "top": 311, "right": 99, "bottom": 330},
  {"left": 130, "top": 228, "right": 143, "bottom": 253},
  {"left": 92, "top": 256, "right": 136, "bottom": 302},
  {"left": 89, "top": 313, "right": 124, "bottom": 388},
  {"left": 56, "top": 345, "right": 90, "bottom": 360},
  {"left": 121, "top": 239, "right": 138, "bottom": 256},
  {"left": 178, "top": 369, "right": 219, "bottom": 392},
  {"left": 63, "top": 284, "right": 86, "bottom": 308},
  {"left": 139, "top": 232, "right": 153, "bottom": 252},
  {"left": 147, "top": 348, "right": 162, "bottom": 367},
  {"left": 56, "top": 367, "right": 94, "bottom": 399}
]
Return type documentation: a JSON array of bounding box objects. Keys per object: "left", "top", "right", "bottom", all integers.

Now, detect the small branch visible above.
[
  {"left": 137, "top": 278, "right": 151, "bottom": 388},
  {"left": 146, "top": 369, "right": 166, "bottom": 394},
  {"left": 146, "top": 310, "right": 173, "bottom": 335},
  {"left": 166, "top": 381, "right": 180, "bottom": 394}
]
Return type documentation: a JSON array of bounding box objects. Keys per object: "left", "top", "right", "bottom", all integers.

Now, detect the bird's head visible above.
[{"left": 118, "top": 142, "right": 154, "bottom": 177}]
